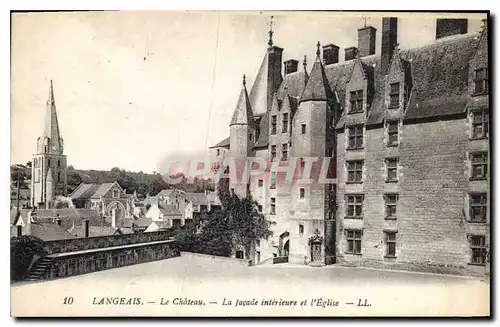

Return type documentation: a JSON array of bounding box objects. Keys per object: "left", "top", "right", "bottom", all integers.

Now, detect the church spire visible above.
[{"left": 40, "top": 80, "right": 63, "bottom": 154}]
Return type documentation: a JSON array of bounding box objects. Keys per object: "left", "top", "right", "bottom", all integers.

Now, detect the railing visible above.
[{"left": 44, "top": 230, "right": 174, "bottom": 254}]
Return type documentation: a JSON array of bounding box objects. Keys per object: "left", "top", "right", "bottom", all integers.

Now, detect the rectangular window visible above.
[
  {"left": 474, "top": 68, "right": 488, "bottom": 95},
  {"left": 346, "top": 195, "right": 363, "bottom": 218},
  {"left": 112, "top": 189, "right": 119, "bottom": 198},
  {"left": 347, "top": 125, "right": 363, "bottom": 150},
  {"left": 471, "top": 152, "right": 488, "bottom": 180},
  {"left": 271, "top": 115, "right": 277, "bottom": 134},
  {"left": 300, "top": 158, "right": 305, "bottom": 169},
  {"left": 258, "top": 179, "right": 263, "bottom": 187},
  {"left": 270, "top": 197, "right": 276, "bottom": 215},
  {"left": 216, "top": 149, "right": 220, "bottom": 156},
  {"left": 282, "top": 113, "right": 289, "bottom": 133},
  {"left": 386, "top": 158, "right": 398, "bottom": 182},
  {"left": 469, "top": 235, "right": 486, "bottom": 265},
  {"left": 389, "top": 83, "right": 400, "bottom": 108},
  {"left": 48, "top": 159, "right": 51, "bottom": 167},
  {"left": 347, "top": 160, "right": 363, "bottom": 183},
  {"left": 387, "top": 122, "right": 399, "bottom": 146},
  {"left": 472, "top": 110, "right": 489, "bottom": 139},
  {"left": 57, "top": 160, "right": 61, "bottom": 168},
  {"left": 469, "top": 193, "right": 487, "bottom": 222},
  {"left": 385, "top": 194, "right": 398, "bottom": 219},
  {"left": 258, "top": 205, "right": 263, "bottom": 213},
  {"left": 299, "top": 188, "right": 305, "bottom": 199},
  {"left": 270, "top": 172, "right": 276, "bottom": 189},
  {"left": 345, "top": 230, "right": 362, "bottom": 254},
  {"left": 301, "top": 123, "right": 306, "bottom": 134},
  {"left": 349, "top": 90, "right": 364, "bottom": 113},
  {"left": 385, "top": 231, "right": 397, "bottom": 257},
  {"left": 282, "top": 143, "right": 288, "bottom": 161},
  {"left": 271, "top": 145, "right": 277, "bottom": 162}
]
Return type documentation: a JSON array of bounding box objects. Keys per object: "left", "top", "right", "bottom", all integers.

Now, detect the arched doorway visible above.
[
  {"left": 283, "top": 240, "right": 289, "bottom": 256},
  {"left": 279, "top": 231, "right": 290, "bottom": 257}
]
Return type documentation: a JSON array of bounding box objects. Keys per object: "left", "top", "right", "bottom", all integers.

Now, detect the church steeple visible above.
[
  {"left": 31, "top": 80, "right": 68, "bottom": 208},
  {"left": 38, "top": 80, "right": 63, "bottom": 154}
]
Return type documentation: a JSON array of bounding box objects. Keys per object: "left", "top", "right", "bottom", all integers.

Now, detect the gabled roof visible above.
[
  {"left": 230, "top": 77, "right": 254, "bottom": 126},
  {"left": 20, "top": 208, "right": 107, "bottom": 230},
  {"left": 300, "top": 56, "right": 333, "bottom": 102},
  {"left": 70, "top": 182, "right": 119, "bottom": 200},
  {"left": 331, "top": 32, "right": 480, "bottom": 129}
]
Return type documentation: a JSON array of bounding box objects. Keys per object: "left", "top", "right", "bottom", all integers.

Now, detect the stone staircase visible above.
[{"left": 25, "top": 257, "right": 54, "bottom": 281}]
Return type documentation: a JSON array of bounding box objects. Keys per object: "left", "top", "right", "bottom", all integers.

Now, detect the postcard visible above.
[{"left": 10, "top": 10, "right": 490, "bottom": 317}]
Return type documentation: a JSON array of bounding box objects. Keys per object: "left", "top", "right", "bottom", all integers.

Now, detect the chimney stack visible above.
[
  {"left": 436, "top": 18, "right": 468, "bottom": 39},
  {"left": 84, "top": 219, "right": 89, "bottom": 238},
  {"left": 381, "top": 17, "right": 398, "bottom": 75},
  {"left": 344, "top": 47, "right": 358, "bottom": 61},
  {"left": 322, "top": 44, "right": 339, "bottom": 65},
  {"left": 358, "top": 26, "right": 377, "bottom": 57},
  {"left": 284, "top": 59, "right": 299, "bottom": 75}
]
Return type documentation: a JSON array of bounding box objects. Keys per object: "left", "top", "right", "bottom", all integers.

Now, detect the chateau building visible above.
[
  {"left": 211, "top": 17, "right": 490, "bottom": 275},
  {"left": 31, "top": 81, "right": 68, "bottom": 208}
]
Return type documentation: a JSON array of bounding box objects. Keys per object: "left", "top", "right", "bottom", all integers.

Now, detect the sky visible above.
[{"left": 10, "top": 11, "right": 486, "bottom": 173}]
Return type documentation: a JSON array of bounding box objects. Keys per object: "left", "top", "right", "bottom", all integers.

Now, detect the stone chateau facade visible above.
[{"left": 210, "top": 17, "right": 490, "bottom": 275}]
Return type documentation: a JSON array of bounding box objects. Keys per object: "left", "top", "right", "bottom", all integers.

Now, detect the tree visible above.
[
  {"left": 196, "top": 168, "right": 273, "bottom": 262},
  {"left": 11, "top": 235, "right": 46, "bottom": 281}
]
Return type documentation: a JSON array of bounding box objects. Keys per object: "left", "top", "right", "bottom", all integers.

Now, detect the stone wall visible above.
[
  {"left": 336, "top": 117, "right": 489, "bottom": 276},
  {"left": 44, "top": 230, "right": 173, "bottom": 254},
  {"left": 46, "top": 240, "right": 180, "bottom": 279}
]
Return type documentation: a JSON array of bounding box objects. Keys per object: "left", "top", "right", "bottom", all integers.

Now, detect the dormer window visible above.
[
  {"left": 349, "top": 90, "right": 363, "bottom": 113},
  {"left": 474, "top": 68, "right": 488, "bottom": 95},
  {"left": 389, "top": 83, "right": 400, "bottom": 108},
  {"left": 271, "top": 115, "right": 277, "bottom": 135},
  {"left": 282, "top": 113, "right": 289, "bottom": 133}
]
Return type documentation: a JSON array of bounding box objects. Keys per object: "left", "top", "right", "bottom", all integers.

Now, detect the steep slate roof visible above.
[
  {"left": 70, "top": 182, "right": 118, "bottom": 200},
  {"left": 334, "top": 33, "right": 479, "bottom": 128},
  {"left": 230, "top": 77, "right": 254, "bottom": 126},
  {"left": 213, "top": 31, "right": 481, "bottom": 150},
  {"left": 300, "top": 56, "right": 333, "bottom": 102}
]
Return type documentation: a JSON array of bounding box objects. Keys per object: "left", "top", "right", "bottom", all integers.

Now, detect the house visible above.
[
  {"left": 209, "top": 16, "right": 490, "bottom": 275},
  {"left": 145, "top": 204, "right": 183, "bottom": 231},
  {"left": 70, "top": 181, "right": 134, "bottom": 227}
]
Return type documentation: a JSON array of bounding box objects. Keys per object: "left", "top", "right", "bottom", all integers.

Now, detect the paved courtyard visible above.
[{"left": 11, "top": 253, "right": 489, "bottom": 317}]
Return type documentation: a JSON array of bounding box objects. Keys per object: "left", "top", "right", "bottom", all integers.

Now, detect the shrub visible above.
[{"left": 11, "top": 235, "right": 46, "bottom": 281}]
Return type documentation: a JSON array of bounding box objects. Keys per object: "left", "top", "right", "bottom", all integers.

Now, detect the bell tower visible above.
[{"left": 31, "top": 80, "right": 68, "bottom": 208}]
